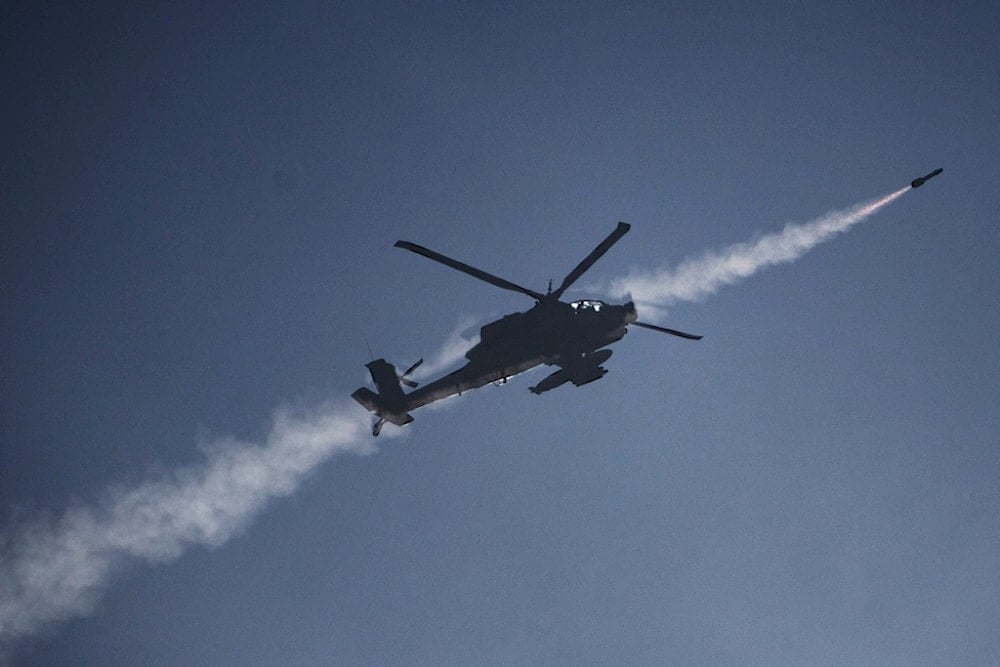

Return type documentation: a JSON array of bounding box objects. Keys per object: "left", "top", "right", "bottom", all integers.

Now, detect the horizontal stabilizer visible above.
[
  {"left": 351, "top": 387, "right": 380, "bottom": 413},
  {"left": 384, "top": 412, "right": 414, "bottom": 427}
]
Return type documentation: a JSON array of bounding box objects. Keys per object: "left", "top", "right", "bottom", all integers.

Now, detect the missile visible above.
[{"left": 910, "top": 167, "right": 943, "bottom": 188}]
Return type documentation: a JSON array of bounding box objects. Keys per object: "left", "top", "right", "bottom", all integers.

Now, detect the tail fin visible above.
[
  {"left": 351, "top": 359, "right": 414, "bottom": 435},
  {"left": 364, "top": 359, "right": 408, "bottom": 403}
]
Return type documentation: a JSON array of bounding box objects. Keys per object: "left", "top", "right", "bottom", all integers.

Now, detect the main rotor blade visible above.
[
  {"left": 395, "top": 241, "right": 545, "bottom": 300},
  {"left": 632, "top": 321, "right": 703, "bottom": 340},
  {"left": 552, "top": 222, "right": 631, "bottom": 298}
]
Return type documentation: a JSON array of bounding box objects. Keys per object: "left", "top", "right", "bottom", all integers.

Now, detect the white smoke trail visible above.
[
  {"left": 0, "top": 401, "right": 372, "bottom": 652},
  {"left": 411, "top": 315, "right": 482, "bottom": 380},
  {"left": 0, "top": 187, "right": 911, "bottom": 654},
  {"left": 608, "top": 187, "right": 910, "bottom": 310}
]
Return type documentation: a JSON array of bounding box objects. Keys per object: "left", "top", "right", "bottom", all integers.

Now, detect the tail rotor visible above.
[{"left": 398, "top": 358, "right": 423, "bottom": 388}]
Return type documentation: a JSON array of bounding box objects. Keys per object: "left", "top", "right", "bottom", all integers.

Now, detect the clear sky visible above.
[{"left": 3, "top": 2, "right": 998, "bottom": 664}]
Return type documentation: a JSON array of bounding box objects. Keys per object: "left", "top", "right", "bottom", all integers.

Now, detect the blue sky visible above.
[{"left": 3, "top": 2, "right": 998, "bottom": 664}]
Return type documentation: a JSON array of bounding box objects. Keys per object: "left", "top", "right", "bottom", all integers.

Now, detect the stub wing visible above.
[{"left": 529, "top": 349, "right": 614, "bottom": 395}]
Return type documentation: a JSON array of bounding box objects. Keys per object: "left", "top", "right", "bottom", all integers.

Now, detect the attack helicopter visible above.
[{"left": 352, "top": 222, "right": 701, "bottom": 435}]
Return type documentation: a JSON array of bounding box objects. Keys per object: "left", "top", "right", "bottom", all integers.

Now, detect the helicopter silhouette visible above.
[{"left": 352, "top": 222, "right": 701, "bottom": 435}]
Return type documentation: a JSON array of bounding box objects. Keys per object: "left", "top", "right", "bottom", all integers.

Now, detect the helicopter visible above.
[{"left": 351, "top": 222, "right": 701, "bottom": 436}]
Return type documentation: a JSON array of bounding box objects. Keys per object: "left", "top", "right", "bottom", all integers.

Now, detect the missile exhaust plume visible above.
[
  {"left": 608, "top": 187, "right": 910, "bottom": 310},
  {"left": 0, "top": 402, "right": 372, "bottom": 652},
  {"left": 411, "top": 315, "right": 482, "bottom": 380}
]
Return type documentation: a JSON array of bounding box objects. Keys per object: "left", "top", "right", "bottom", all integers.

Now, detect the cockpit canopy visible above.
[{"left": 570, "top": 300, "right": 606, "bottom": 313}]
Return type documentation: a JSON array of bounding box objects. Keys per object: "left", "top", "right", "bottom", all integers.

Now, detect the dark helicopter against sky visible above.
[{"left": 352, "top": 223, "right": 701, "bottom": 435}]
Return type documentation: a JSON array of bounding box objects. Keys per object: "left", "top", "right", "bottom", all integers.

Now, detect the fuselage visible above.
[
  {"left": 467, "top": 298, "right": 634, "bottom": 361},
  {"left": 402, "top": 298, "right": 637, "bottom": 411}
]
